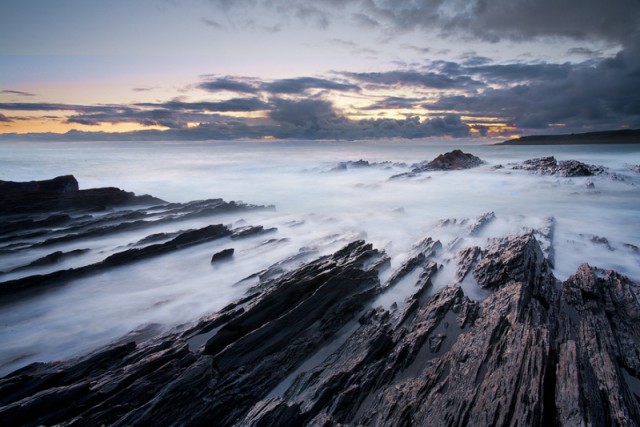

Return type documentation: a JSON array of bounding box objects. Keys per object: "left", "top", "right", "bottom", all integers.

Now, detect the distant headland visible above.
[{"left": 497, "top": 129, "right": 640, "bottom": 145}]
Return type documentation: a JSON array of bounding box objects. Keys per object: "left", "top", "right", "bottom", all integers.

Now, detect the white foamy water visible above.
[{"left": 0, "top": 140, "right": 639, "bottom": 375}]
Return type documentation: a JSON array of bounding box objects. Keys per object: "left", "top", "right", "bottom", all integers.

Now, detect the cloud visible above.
[
  {"left": 361, "top": 0, "right": 640, "bottom": 48},
  {"left": 0, "top": 103, "right": 128, "bottom": 113},
  {"left": 465, "top": 63, "right": 573, "bottom": 83},
  {"left": 262, "top": 98, "right": 470, "bottom": 139},
  {"left": 567, "top": 47, "right": 604, "bottom": 57},
  {"left": 201, "top": 17, "right": 223, "bottom": 28},
  {"left": 204, "top": 0, "right": 640, "bottom": 52},
  {"left": 352, "top": 12, "right": 380, "bottom": 29},
  {"left": 137, "top": 98, "right": 270, "bottom": 112},
  {"left": 362, "top": 96, "right": 424, "bottom": 110},
  {"left": 66, "top": 109, "right": 186, "bottom": 129},
  {"left": 345, "top": 70, "right": 484, "bottom": 90},
  {"left": 423, "top": 51, "right": 640, "bottom": 131},
  {"left": 1, "top": 90, "right": 36, "bottom": 97},
  {"left": 329, "top": 38, "right": 379, "bottom": 55},
  {"left": 0, "top": 113, "right": 11, "bottom": 122},
  {"left": 263, "top": 77, "right": 361, "bottom": 94},
  {"left": 269, "top": 98, "right": 339, "bottom": 128},
  {"left": 132, "top": 86, "right": 159, "bottom": 92},
  {"left": 199, "top": 77, "right": 259, "bottom": 94}
]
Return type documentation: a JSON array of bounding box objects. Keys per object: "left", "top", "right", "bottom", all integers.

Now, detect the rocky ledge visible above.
[
  {"left": 511, "top": 156, "right": 606, "bottom": 177},
  {"left": 1, "top": 229, "right": 639, "bottom": 426},
  {"left": 0, "top": 175, "right": 165, "bottom": 215},
  {"left": 391, "top": 149, "right": 484, "bottom": 179}
]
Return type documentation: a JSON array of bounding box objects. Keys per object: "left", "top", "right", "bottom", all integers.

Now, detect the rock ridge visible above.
[{"left": 1, "top": 232, "right": 639, "bottom": 426}]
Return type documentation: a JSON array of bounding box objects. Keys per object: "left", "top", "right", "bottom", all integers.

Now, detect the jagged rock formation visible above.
[
  {"left": 0, "top": 175, "right": 164, "bottom": 215},
  {"left": 420, "top": 149, "right": 484, "bottom": 171},
  {"left": 0, "top": 178, "right": 275, "bottom": 299},
  {"left": 1, "top": 230, "right": 639, "bottom": 426},
  {"left": 390, "top": 149, "right": 483, "bottom": 179},
  {"left": 512, "top": 156, "right": 606, "bottom": 177}
]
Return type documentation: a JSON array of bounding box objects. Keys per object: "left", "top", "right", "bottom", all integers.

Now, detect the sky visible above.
[{"left": 1, "top": 0, "right": 639, "bottom": 141}]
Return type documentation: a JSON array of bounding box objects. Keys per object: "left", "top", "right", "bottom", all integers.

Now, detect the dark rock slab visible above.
[
  {"left": 231, "top": 225, "right": 278, "bottom": 240},
  {"left": 2, "top": 233, "right": 639, "bottom": 426},
  {"left": 0, "top": 224, "right": 233, "bottom": 298},
  {"left": 0, "top": 175, "right": 164, "bottom": 215},
  {"left": 3, "top": 248, "right": 89, "bottom": 274},
  {"left": 421, "top": 149, "right": 484, "bottom": 171},
  {"left": 211, "top": 248, "right": 234, "bottom": 263}
]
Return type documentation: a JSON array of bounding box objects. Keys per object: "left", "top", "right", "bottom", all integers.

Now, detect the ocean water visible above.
[{"left": 0, "top": 140, "right": 639, "bottom": 375}]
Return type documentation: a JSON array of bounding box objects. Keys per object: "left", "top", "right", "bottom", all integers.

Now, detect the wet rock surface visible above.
[
  {"left": 0, "top": 175, "right": 164, "bottom": 215},
  {"left": 0, "top": 178, "right": 274, "bottom": 299},
  {"left": 1, "top": 229, "right": 638, "bottom": 426},
  {"left": 390, "top": 149, "right": 483, "bottom": 179},
  {"left": 1, "top": 173, "right": 639, "bottom": 426},
  {"left": 512, "top": 156, "right": 606, "bottom": 177},
  {"left": 419, "top": 149, "right": 484, "bottom": 171}
]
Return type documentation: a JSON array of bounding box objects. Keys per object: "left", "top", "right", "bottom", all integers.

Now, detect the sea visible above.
[{"left": 1, "top": 139, "right": 639, "bottom": 375}]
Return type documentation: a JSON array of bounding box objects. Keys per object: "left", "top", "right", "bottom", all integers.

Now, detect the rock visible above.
[
  {"left": 585, "top": 178, "right": 595, "bottom": 188},
  {"left": 2, "top": 233, "right": 640, "bottom": 426},
  {"left": 455, "top": 246, "right": 482, "bottom": 282},
  {"left": 389, "top": 150, "right": 483, "bottom": 179},
  {"left": 473, "top": 232, "right": 555, "bottom": 295},
  {"left": 419, "top": 149, "right": 484, "bottom": 171},
  {"left": 0, "top": 224, "right": 234, "bottom": 297},
  {"left": 3, "top": 248, "right": 89, "bottom": 273},
  {"left": 231, "top": 225, "right": 278, "bottom": 239},
  {"left": 211, "top": 248, "right": 234, "bottom": 263},
  {"left": 468, "top": 211, "right": 495, "bottom": 235},
  {"left": 513, "top": 156, "right": 606, "bottom": 177},
  {"left": 585, "top": 234, "right": 614, "bottom": 251},
  {"left": 0, "top": 175, "right": 164, "bottom": 215}
]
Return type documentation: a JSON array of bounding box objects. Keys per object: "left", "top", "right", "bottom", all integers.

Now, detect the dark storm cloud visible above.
[
  {"left": 199, "top": 78, "right": 260, "bottom": 94},
  {"left": 269, "top": 98, "right": 338, "bottom": 127},
  {"left": 344, "top": 70, "right": 484, "bottom": 90},
  {"left": 1, "top": 90, "right": 36, "bottom": 97},
  {"left": 208, "top": 0, "right": 640, "bottom": 49},
  {"left": 136, "top": 98, "right": 270, "bottom": 112},
  {"left": 0, "top": 113, "right": 11, "bottom": 122},
  {"left": 199, "top": 76, "right": 359, "bottom": 94},
  {"left": 263, "top": 77, "right": 361, "bottom": 94},
  {"left": 465, "top": 63, "right": 573, "bottom": 83},
  {"left": 566, "top": 47, "right": 606, "bottom": 57},
  {"left": 360, "top": 0, "right": 640, "bottom": 48},
  {"left": 266, "top": 98, "right": 470, "bottom": 139},
  {"left": 362, "top": 96, "right": 424, "bottom": 110},
  {"left": 423, "top": 51, "right": 640, "bottom": 131},
  {"left": 67, "top": 109, "right": 187, "bottom": 129}
]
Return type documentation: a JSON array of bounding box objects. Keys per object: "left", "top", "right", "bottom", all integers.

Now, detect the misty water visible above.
[{"left": 1, "top": 140, "right": 639, "bottom": 376}]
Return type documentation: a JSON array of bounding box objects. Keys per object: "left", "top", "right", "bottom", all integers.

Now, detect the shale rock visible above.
[
  {"left": 513, "top": 156, "right": 606, "bottom": 177},
  {"left": 1, "top": 233, "right": 639, "bottom": 426},
  {"left": 0, "top": 175, "right": 164, "bottom": 215},
  {"left": 211, "top": 248, "right": 234, "bottom": 263}
]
